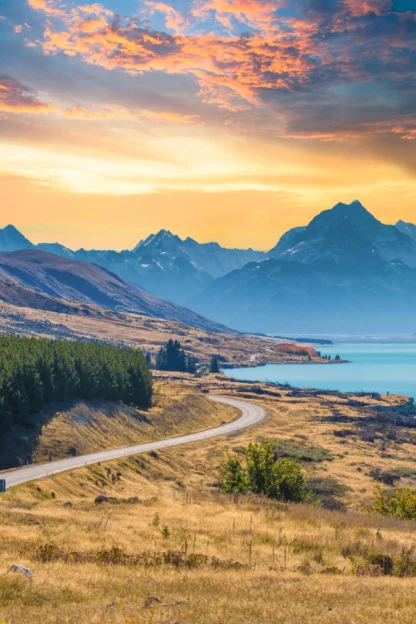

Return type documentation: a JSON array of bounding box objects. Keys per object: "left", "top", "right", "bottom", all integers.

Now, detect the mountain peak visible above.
[
  {"left": 0, "top": 224, "right": 34, "bottom": 252},
  {"left": 306, "top": 199, "right": 379, "bottom": 237},
  {"left": 133, "top": 229, "right": 183, "bottom": 253}
]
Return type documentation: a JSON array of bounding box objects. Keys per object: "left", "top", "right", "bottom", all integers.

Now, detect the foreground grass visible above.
[
  {"left": 1, "top": 376, "right": 416, "bottom": 622},
  {"left": 1, "top": 493, "right": 416, "bottom": 623}
]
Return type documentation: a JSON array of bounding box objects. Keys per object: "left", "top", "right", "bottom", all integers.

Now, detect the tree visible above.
[
  {"left": 220, "top": 455, "right": 248, "bottom": 502},
  {"left": 209, "top": 355, "right": 220, "bottom": 374},
  {"left": 272, "top": 457, "right": 308, "bottom": 502},
  {"left": 187, "top": 356, "right": 197, "bottom": 374},
  {"left": 246, "top": 440, "right": 276, "bottom": 496},
  {"left": 155, "top": 340, "right": 187, "bottom": 372}
]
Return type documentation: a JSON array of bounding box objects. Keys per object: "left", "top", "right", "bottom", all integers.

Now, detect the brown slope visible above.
[{"left": 0, "top": 250, "right": 229, "bottom": 333}]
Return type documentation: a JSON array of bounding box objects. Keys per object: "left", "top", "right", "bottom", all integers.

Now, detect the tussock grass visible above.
[
  {"left": 2, "top": 377, "right": 416, "bottom": 622},
  {"left": 1, "top": 493, "right": 416, "bottom": 623}
]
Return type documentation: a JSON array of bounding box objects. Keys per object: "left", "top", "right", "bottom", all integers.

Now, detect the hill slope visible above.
[{"left": 0, "top": 250, "right": 228, "bottom": 332}]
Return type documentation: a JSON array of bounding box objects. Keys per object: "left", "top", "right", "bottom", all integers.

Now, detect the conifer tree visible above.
[{"left": 209, "top": 355, "right": 220, "bottom": 374}]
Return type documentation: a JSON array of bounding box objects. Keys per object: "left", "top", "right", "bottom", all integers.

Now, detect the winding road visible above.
[{"left": 1, "top": 395, "right": 266, "bottom": 490}]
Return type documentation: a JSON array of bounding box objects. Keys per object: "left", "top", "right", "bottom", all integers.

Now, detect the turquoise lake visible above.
[{"left": 225, "top": 344, "right": 416, "bottom": 398}]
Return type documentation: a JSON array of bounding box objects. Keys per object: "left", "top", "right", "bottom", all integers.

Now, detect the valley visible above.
[
  {"left": 2, "top": 1, "right": 415, "bottom": 620},
  {"left": 0, "top": 296, "right": 329, "bottom": 369}
]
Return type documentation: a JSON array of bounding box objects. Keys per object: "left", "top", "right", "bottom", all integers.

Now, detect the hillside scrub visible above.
[
  {"left": 372, "top": 485, "right": 416, "bottom": 520},
  {"left": 220, "top": 440, "right": 308, "bottom": 502},
  {"left": 0, "top": 336, "right": 152, "bottom": 438},
  {"left": 275, "top": 343, "right": 318, "bottom": 357}
]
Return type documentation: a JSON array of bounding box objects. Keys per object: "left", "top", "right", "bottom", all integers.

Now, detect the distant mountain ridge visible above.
[
  {"left": 2, "top": 201, "right": 416, "bottom": 334},
  {"left": 0, "top": 225, "right": 34, "bottom": 252},
  {"left": 0, "top": 249, "right": 229, "bottom": 333},
  {"left": 0, "top": 225, "right": 265, "bottom": 305},
  {"left": 396, "top": 220, "right": 416, "bottom": 243}
]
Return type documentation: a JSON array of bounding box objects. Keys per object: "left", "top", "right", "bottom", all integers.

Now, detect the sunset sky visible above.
[{"left": 1, "top": 0, "right": 415, "bottom": 251}]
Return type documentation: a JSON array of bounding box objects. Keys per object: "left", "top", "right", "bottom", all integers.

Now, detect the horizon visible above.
[
  {"left": 1, "top": 1, "right": 416, "bottom": 250},
  {"left": 0, "top": 199, "right": 413, "bottom": 252}
]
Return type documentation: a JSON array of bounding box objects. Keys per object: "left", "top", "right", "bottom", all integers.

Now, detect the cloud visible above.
[
  {"left": 27, "top": 0, "right": 64, "bottom": 17},
  {"left": 343, "top": 0, "right": 392, "bottom": 17},
  {"left": 9, "top": 0, "right": 416, "bottom": 146},
  {"left": 0, "top": 75, "right": 201, "bottom": 127},
  {"left": 140, "top": 109, "right": 200, "bottom": 123},
  {"left": 0, "top": 75, "right": 54, "bottom": 114}
]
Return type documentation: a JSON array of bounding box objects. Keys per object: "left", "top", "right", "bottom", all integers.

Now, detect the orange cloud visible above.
[
  {"left": 38, "top": 6, "right": 319, "bottom": 109},
  {"left": 27, "top": 0, "right": 64, "bottom": 17},
  {"left": 0, "top": 76, "right": 199, "bottom": 126},
  {"left": 22, "top": 0, "right": 416, "bottom": 145},
  {"left": 140, "top": 109, "right": 200, "bottom": 123},
  {"left": 145, "top": 2, "right": 188, "bottom": 34}
]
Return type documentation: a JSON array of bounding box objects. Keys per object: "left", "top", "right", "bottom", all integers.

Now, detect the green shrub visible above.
[
  {"left": 220, "top": 440, "right": 308, "bottom": 503},
  {"left": 372, "top": 485, "right": 416, "bottom": 520},
  {"left": 306, "top": 477, "right": 348, "bottom": 510}
]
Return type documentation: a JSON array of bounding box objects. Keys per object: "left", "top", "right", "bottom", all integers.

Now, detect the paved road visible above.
[{"left": 1, "top": 395, "right": 266, "bottom": 490}]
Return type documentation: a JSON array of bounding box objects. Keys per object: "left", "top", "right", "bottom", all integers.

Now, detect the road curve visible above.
[{"left": 1, "top": 395, "right": 266, "bottom": 490}]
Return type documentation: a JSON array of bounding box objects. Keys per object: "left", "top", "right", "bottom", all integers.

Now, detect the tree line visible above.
[
  {"left": 0, "top": 335, "right": 152, "bottom": 437},
  {"left": 153, "top": 339, "right": 220, "bottom": 374}
]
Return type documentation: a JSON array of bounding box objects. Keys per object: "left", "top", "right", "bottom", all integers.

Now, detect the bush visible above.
[
  {"left": 372, "top": 485, "right": 416, "bottom": 520},
  {"left": 366, "top": 553, "right": 394, "bottom": 575},
  {"left": 220, "top": 440, "right": 308, "bottom": 503},
  {"left": 306, "top": 477, "right": 348, "bottom": 510}
]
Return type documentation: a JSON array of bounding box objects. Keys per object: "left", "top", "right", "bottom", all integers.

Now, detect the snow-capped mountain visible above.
[
  {"left": 133, "top": 229, "right": 265, "bottom": 279},
  {"left": 268, "top": 201, "right": 416, "bottom": 268},
  {"left": 189, "top": 201, "right": 416, "bottom": 333},
  {"left": 0, "top": 226, "right": 264, "bottom": 305},
  {"left": 36, "top": 243, "right": 75, "bottom": 259},
  {"left": 3, "top": 201, "right": 416, "bottom": 333}
]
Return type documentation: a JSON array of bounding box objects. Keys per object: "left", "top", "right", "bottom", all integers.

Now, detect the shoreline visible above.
[{"left": 221, "top": 357, "right": 350, "bottom": 370}]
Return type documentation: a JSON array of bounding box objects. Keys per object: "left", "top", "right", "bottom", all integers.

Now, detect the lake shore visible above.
[{"left": 224, "top": 343, "right": 416, "bottom": 400}]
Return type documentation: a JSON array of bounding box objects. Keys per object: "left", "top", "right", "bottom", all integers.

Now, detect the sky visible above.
[{"left": 0, "top": 0, "right": 415, "bottom": 251}]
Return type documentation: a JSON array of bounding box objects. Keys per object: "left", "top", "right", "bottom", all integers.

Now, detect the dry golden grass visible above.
[
  {"left": 32, "top": 382, "right": 238, "bottom": 464},
  {"left": 1, "top": 491, "right": 416, "bottom": 623},
  {"left": 0, "top": 299, "right": 331, "bottom": 367},
  {"left": 1, "top": 376, "right": 416, "bottom": 623}
]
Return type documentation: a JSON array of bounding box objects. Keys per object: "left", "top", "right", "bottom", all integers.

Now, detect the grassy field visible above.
[
  {"left": 0, "top": 299, "right": 333, "bottom": 368},
  {"left": 1, "top": 376, "right": 416, "bottom": 623}
]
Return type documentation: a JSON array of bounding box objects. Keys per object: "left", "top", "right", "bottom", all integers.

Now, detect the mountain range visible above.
[
  {"left": 0, "top": 249, "right": 228, "bottom": 333},
  {"left": 1, "top": 200, "right": 416, "bottom": 334},
  {"left": 189, "top": 201, "right": 416, "bottom": 333},
  {"left": 0, "top": 225, "right": 264, "bottom": 306}
]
